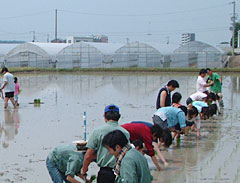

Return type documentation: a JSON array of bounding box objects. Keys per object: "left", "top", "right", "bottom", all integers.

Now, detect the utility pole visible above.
[
  {"left": 55, "top": 9, "right": 58, "bottom": 42},
  {"left": 30, "top": 31, "right": 36, "bottom": 42},
  {"left": 231, "top": 1, "right": 236, "bottom": 56}
]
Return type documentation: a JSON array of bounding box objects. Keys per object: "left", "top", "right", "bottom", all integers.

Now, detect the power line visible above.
[
  {"left": 0, "top": 10, "right": 53, "bottom": 19},
  {"left": 58, "top": 3, "right": 228, "bottom": 17}
]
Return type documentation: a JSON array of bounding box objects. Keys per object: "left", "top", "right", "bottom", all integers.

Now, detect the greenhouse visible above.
[
  {"left": 0, "top": 44, "right": 19, "bottom": 66},
  {"left": 173, "top": 41, "right": 223, "bottom": 68},
  {"left": 114, "top": 42, "right": 163, "bottom": 68},
  {"left": 146, "top": 43, "right": 179, "bottom": 68},
  {"left": 56, "top": 42, "right": 124, "bottom": 69},
  {"left": 6, "top": 42, "right": 69, "bottom": 68}
]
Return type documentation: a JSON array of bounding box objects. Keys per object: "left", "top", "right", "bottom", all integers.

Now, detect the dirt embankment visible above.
[{"left": 229, "top": 56, "right": 240, "bottom": 67}]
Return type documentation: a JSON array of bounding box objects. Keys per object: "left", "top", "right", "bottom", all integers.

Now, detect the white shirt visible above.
[
  {"left": 190, "top": 92, "right": 207, "bottom": 101},
  {"left": 3, "top": 72, "right": 15, "bottom": 92},
  {"left": 196, "top": 76, "right": 207, "bottom": 92}
]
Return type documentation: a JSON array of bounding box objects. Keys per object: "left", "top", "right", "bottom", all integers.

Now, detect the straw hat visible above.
[{"left": 72, "top": 140, "right": 88, "bottom": 152}]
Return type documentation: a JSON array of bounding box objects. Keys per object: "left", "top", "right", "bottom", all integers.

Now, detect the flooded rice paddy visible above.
[{"left": 0, "top": 72, "right": 240, "bottom": 183}]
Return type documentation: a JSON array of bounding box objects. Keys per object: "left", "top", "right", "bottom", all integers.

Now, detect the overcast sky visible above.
[{"left": 0, "top": 0, "right": 239, "bottom": 46}]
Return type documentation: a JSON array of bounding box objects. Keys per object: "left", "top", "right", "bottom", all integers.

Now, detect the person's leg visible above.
[
  {"left": 14, "top": 95, "right": 19, "bottom": 106},
  {"left": 9, "top": 97, "right": 15, "bottom": 107},
  {"left": 4, "top": 97, "right": 9, "bottom": 109},
  {"left": 46, "top": 157, "right": 64, "bottom": 183},
  {"left": 97, "top": 168, "right": 115, "bottom": 183}
]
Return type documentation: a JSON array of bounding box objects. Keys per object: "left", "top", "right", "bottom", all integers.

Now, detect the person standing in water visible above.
[
  {"left": 1, "top": 67, "right": 15, "bottom": 108},
  {"left": 156, "top": 80, "right": 179, "bottom": 109},
  {"left": 14, "top": 77, "right": 20, "bottom": 106}
]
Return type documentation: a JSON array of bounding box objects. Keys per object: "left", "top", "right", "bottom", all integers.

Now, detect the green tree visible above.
[{"left": 230, "top": 22, "right": 240, "bottom": 48}]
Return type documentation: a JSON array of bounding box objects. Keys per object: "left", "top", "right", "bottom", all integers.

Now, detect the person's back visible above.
[
  {"left": 116, "top": 148, "right": 152, "bottom": 183},
  {"left": 209, "top": 72, "right": 222, "bottom": 93},
  {"left": 4, "top": 72, "right": 14, "bottom": 92},
  {"left": 192, "top": 101, "right": 208, "bottom": 111},
  {"left": 82, "top": 104, "right": 130, "bottom": 183},
  {"left": 190, "top": 92, "right": 207, "bottom": 101},
  {"left": 48, "top": 144, "right": 84, "bottom": 173},
  {"left": 88, "top": 121, "right": 130, "bottom": 168},
  {"left": 121, "top": 123, "right": 154, "bottom": 156},
  {"left": 155, "top": 106, "right": 186, "bottom": 129}
]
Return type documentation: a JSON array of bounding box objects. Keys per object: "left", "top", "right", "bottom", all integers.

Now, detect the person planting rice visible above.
[
  {"left": 102, "top": 130, "right": 153, "bottom": 183},
  {"left": 81, "top": 104, "right": 130, "bottom": 183},
  {"left": 186, "top": 92, "right": 209, "bottom": 106},
  {"left": 152, "top": 106, "right": 198, "bottom": 132},
  {"left": 130, "top": 121, "right": 172, "bottom": 167},
  {"left": 121, "top": 122, "right": 164, "bottom": 171},
  {"left": 46, "top": 141, "right": 91, "bottom": 183},
  {"left": 192, "top": 101, "right": 215, "bottom": 120}
]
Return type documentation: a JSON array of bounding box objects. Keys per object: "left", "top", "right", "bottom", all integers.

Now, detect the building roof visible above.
[
  {"left": 7, "top": 42, "right": 70, "bottom": 57},
  {"left": 30, "top": 42, "right": 70, "bottom": 55},
  {"left": 86, "top": 42, "right": 125, "bottom": 55},
  {"left": 174, "top": 41, "right": 222, "bottom": 53},
  {"left": 145, "top": 42, "right": 180, "bottom": 55}
]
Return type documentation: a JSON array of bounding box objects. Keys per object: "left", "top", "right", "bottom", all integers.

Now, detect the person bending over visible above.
[{"left": 102, "top": 130, "right": 153, "bottom": 183}]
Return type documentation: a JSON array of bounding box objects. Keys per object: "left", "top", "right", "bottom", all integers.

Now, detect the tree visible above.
[{"left": 230, "top": 22, "right": 240, "bottom": 48}]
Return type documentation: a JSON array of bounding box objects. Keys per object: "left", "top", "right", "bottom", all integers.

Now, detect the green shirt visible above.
[
  {"left": 208, "top": 73, "right": 222, "bottom": 93},
  {"left": 116, "top": 148, "right": 153, "bottom": 183},
  {"left": 86, "top": 121, "right": 130, "bottom": 168},
  {"left": 48, "top": 144, "right": 84, "bottom": 177}
]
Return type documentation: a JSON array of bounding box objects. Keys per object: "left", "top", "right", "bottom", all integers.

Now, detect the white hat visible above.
[
  {"left": 72, "top": 140, "right": 88, "bottom": 152},
  {"left": 72, "top": 140, "right": 87, "bottom": 145}
]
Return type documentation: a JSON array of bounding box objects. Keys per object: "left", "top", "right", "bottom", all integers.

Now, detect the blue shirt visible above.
[
  {"left": 155, "top": 106, "right": 186, "bottom": 128},
  {"left": 192, "top": 101, "right": 208, "bottom": 112},
  {"left": 131, "top": 121, "right": 153, "bottom": 127}
]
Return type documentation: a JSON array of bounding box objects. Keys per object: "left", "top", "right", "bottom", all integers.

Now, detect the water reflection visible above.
[
  {"left": 0, "top": 109, "right": 20, "bottom": 149},
  {"left": 0, "top": 73, "right": 239, "bottom": 183}
]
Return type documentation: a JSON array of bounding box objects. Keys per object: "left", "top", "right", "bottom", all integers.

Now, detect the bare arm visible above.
[
  {"left": 66, "top": 175, "right": 83, "bottom": 183},
  {"left": 81, "top": 148, "right": 95, "bottom": 175},
  {"left": 160, "top": 91, "right": 167, "bottom": 108},
  {"left": 203, "top": 82, "right": 213, "bottom": 87},
  {"left": 151, "top": 155, "right": 162, "bottom": 171},
  {"left": 153, "top": 142, "right": 168, "bottom": 166},
  {"left": 1, "top": 81, "right": 8, "bottom": 90}
]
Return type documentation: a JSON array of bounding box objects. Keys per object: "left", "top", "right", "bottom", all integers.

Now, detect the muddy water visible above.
[{"left": 0, "top": 72, "right": 239, "bottom": 183}]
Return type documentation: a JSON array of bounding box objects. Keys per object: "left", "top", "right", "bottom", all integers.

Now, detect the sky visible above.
[{"left": 0, "top": 0, "right": 239, "bottom": 46}]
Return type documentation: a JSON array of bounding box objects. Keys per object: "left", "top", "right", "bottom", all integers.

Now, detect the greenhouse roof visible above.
[
  {"left": 31, "top": 42, "right": 70, "bottom": 55},
  {"left": 86, "top": 42, "right": 125, "bottom": 55},
  {"left": 174, "top": 41, "right": 222, "bottom": 53},
  {"left": 145, "top": 42, "right": 180, "bottom": 55},
  {"left": 0, "top": 44, "right": 19, "bottom": 55}
]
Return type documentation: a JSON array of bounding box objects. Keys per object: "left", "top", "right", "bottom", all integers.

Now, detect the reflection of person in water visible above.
[{"left": 1, "top": 109, "right": 20, "bottom": 148}]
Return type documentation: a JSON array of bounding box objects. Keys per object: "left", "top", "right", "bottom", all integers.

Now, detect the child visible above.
[
  {"left": 14, "top": 77, "right": 20, "bottom": 106},
  {"left": 132, "top": 140, "right": 146, "bottom": 155},
  {"left": 172, "top": 92, "right": 182, "bottom": 107}
]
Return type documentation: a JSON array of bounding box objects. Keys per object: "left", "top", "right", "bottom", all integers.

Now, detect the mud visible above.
[{"left": 0, "top": 73, "right": 239, "bottom": 183}]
